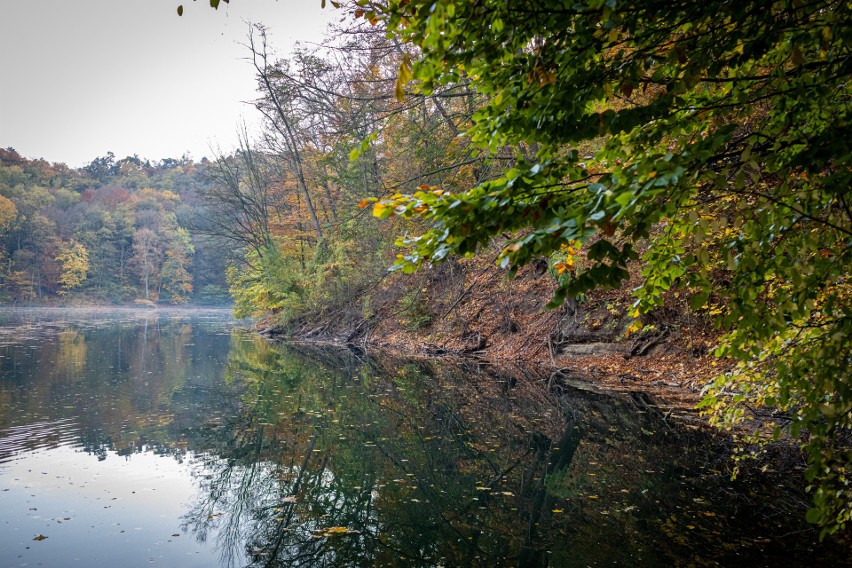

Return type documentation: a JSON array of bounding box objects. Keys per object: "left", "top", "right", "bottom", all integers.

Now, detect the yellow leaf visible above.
[
  {"left": 326, "top": 526, "right": 351, "bottom": 534},
  {"left": 315, "top": 526, "right": 358, "bottom": 537},
  {"left": 396, "top": 57, "right": 413, "bottom": 101}
]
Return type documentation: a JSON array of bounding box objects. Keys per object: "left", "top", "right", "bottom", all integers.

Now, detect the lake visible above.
[{"left": 0, "top": 308, "right": 846, "bottom": 567}]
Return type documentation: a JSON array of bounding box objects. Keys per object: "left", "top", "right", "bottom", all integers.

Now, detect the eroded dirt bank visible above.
[{"left": 261, "top": 254, "right": 729, "bottom": 416}]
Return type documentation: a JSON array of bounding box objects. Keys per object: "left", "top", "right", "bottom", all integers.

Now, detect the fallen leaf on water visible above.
[
  {"left": 314, "top": 526, "right": 359, "bottom": 538},
  {"left": 33, "top": 535, "right": 48, "bottom": 541}
]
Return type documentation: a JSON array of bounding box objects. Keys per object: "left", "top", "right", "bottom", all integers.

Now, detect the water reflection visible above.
[
  {"left": 180, "top": 339, "right": 846, "bottom": 567},
  {"left": 0, "top": 309, "right": 846, "bottom": 567}
]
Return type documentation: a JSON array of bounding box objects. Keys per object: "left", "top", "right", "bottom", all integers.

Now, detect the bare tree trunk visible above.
[{"left": 249, "top": 26, "right": 323, "bottom": 241}]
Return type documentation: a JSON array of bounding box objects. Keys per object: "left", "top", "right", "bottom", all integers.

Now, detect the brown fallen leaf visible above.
[{"left": 33, "top": 535, "right": 48, "bottom": 541}]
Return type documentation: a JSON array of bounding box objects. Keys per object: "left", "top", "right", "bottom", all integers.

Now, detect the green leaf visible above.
[
  {"left": 806, "top": 508, "right": 822, "bottom": 524},
  {"left": 689, "top": 292, "right": 709, "bottom": 311}
]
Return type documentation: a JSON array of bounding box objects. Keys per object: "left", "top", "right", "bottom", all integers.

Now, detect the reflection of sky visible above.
[
  {"left": 0, "top": 308, "right": 246, "bottom": 567},
  {"left": 0, "top": 445, "right": 239, "bottom": 568}
]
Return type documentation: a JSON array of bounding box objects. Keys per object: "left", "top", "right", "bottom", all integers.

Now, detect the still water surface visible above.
[{"left": 0, "top": 308, "right": 846, "bottom": 567}]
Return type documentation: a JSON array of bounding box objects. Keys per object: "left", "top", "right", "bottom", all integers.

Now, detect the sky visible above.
[{"left": 0, "top": 0, "right": 338, "bottom": 167}]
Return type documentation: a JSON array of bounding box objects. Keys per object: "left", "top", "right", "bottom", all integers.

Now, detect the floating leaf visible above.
[
  {"left": 33, "top": 535, "right": 48, "bottom": 541},
  {"left": 314, "top": 526, "right": 359, "bottom": 538},
  {"left": 329, "top": 526, "right": 352, "bottom": 533}
]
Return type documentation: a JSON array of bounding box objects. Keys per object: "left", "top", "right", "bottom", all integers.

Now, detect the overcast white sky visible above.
[{"left": 0, "top": 0, "right": 337, "bottom": 167}]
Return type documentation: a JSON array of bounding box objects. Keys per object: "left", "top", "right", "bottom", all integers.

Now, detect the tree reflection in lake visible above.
[
  {"left": 177, "top": 336, "right": 846, "bottom": 567},
  {"left": 0, "top": 309, "right": 846, "bottom": 567}
]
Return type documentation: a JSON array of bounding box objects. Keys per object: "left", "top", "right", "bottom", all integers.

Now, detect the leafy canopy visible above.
[{"left": 360, "top": 0, "right": 851, "bottom": 536}]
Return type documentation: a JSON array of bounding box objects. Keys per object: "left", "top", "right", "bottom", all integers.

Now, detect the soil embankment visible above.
[{"left": 261, "top": 254, "right": 727, "bottom": 416}]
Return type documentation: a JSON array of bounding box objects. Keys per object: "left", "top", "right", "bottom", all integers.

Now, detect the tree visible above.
[
  {"left": 249, "top": 25, "right": 324, "bottom": 240},
  {"left": 361, "top": 0, "right": 851, "bottom": 536},
  {"left": 84, "top": 152, "right": 117, "bottom": 182},
  {"left": 0, "top": 195, "right": 16, "bottom": 298},
  {"left": 131, "top": 228, "right": 163, "bottom": 301},
  {"left": 55, "top": 240, "right": 90, "bottom": 294},
  {"left": 0, "top": 194, "right": 16, "bottom": 235},
  {"left": 196, "top": 135, "right": 281, "bottom": 257},
  {"left": 160, "top": 227, "right": 195, "bottom": 304}
]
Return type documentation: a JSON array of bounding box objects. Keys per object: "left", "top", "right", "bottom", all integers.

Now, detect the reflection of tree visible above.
[
  {"left": 5, "top": 312, "right": 843, "bottom": 566},
  {"left": 56, "top": 329, "right": 87, "bottom": 380},
  {"left": 176, "top": 340, "right": 593, "bottom": 566},
  {"left": 0, "top": 311, "right": 235, "bottom": 460},
  {"left": 176, "top": 339, "right": 849, "bottom": 567}
]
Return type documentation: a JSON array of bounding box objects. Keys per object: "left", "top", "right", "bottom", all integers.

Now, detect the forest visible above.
[
  {"left": 0, "top": 149, "right": 230, "bottom": 305},
  {"left": 2, "top": 0, "right": 849, "bottom": 540}
]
